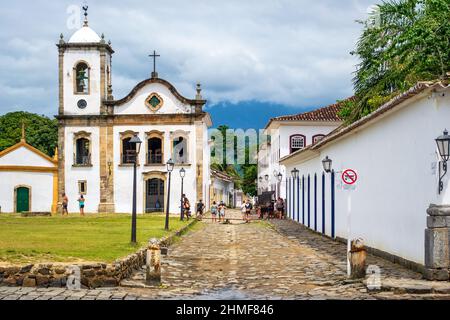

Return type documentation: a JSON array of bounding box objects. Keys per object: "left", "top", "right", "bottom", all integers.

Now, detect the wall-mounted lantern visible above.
[
  {"left": 291, "top": 168, "right": 299, "bottom": 179},
  {"left": 436, "top": 130, "right": 450, "bottom": 194},
  {"left": 322, "top": 156, "right": 333, "bottom": 173}
]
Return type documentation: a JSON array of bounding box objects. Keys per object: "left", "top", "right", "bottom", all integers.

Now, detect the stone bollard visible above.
[
  {"left": 146, "top": 238, "right": 161, "bottom": 286},
  {"left": 424, "top": 204, "right": 450, "bottom": 281},
  {"left": 349, "top": 238, "right": 367, "bottom": 279}
]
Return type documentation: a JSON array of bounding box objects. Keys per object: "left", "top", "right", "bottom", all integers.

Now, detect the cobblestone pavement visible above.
[{"left": 1, "top": 210, "right": 450, "bottom": 300}]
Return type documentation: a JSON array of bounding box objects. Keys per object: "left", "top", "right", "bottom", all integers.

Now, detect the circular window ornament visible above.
[{"left": 77, "top": 99, "right": 88, "bottom": 109}]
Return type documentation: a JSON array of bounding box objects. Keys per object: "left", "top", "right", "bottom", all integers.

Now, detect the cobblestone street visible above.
[{"left": 1, "top": 210, "right": 450, "bottom": 300}]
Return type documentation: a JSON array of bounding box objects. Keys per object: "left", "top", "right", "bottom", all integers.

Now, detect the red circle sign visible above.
[{"left": 342, "top": 169, "right": 358, "bottom": 185}]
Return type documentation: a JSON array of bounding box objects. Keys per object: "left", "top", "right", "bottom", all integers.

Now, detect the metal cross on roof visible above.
[
  {"left": 149, "top": 50, "right": 160, "bottom": 78},
  {"left": 82, "top": 5, "right": 89, "bottom": 26}
]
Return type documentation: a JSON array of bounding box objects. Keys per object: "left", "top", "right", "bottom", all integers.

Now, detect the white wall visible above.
[
  {"left": 64, "top": 126, "right": 101, "bottom": 213},
  {"left": 283, "top": 91, "right": 450, "bottom": 265},
  {"left": 0, "top": 171, "right": 53, "bottom": 213}
]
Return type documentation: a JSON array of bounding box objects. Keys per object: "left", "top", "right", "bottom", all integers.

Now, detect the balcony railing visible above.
[
  {"left": 147, "top": 152, "right": 163, "bottom": 165},
  {"left": 122, "top": 151, "right": 137, "bottom": 165}
]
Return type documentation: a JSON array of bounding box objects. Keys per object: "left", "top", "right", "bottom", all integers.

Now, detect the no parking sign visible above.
[{"left": 342, "top": 169, "right": 358, "bottom": 190}]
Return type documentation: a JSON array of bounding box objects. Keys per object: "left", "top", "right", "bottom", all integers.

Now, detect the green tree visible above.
[
  {"left": 341, "top": 0, "right": 450, "bottom": 123},
  {"left": 211, "top": 125, "right": 258, "bottom": 196},
  {"left": 0, "top": 112, "right": 58, "bottom": 157}
]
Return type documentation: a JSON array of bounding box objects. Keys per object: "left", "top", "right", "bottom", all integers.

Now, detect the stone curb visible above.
[{"left": 364, "top": 279, "right": 450, "bottom": 294}]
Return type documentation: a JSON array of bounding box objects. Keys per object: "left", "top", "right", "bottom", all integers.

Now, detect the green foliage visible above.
[
  {"left": 0, "top": 112, "right": 58, "bottom": 156},
  {"left": 344, "top": 0, "right": 450, "bottom": 123},
  {"left": 211, "top": 125, "right": 258, "bottom": 196}
]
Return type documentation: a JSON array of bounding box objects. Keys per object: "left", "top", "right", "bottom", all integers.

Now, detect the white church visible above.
[
  {"left": 0, "top": 9, "right": 221, "bottom": 214},
  {"left": 56, "top": 11, "right": 213, "bottom": 214}
]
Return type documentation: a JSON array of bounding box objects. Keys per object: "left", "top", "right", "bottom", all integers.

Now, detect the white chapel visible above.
[{"left": 56, "top": 11, "right": 212, "bottom": 214}]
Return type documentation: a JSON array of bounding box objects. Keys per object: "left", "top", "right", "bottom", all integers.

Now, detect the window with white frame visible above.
[{"left": 290, "top": 135, "right": 306, "bottom": 154}]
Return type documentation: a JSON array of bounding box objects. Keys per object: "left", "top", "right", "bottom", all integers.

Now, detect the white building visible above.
[
  {"left": 210, "top": 169, "right": 235, "bottom": 207},
  {"left": 56, "top": 13, "right": 211, "bottom": 214},
  {"left": 258, "top": 101, "right": 345, "bottom": 199},
  {"left": 280, "top": 81, "right": 450, "bottom": 270},
  {"left": 0, "top": 132, "right": 58, "bottom": 213}
]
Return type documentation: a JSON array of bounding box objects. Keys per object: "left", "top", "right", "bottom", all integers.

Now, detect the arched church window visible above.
[
  {"left": 173, "top": 136, "right": 188, "bottom": 164},
  {"left": 74, "top": 62, "right": 90, "bottom": 94},
  {"left": 122, "top": 137, "right": 137, "bottom": 164},
  {"left": 290, "top": 135, "right": 306, "bottom": 154},
  {"left": 75, "top": 138, "right": 91, "bottom": 166},
  {"left": 147, "top": 136, "right": 163, "bottom": 165}
]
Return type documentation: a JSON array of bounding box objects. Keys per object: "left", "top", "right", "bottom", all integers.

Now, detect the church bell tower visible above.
[{"left": 57, "top": 6, "right": 114, "bottom": 116}]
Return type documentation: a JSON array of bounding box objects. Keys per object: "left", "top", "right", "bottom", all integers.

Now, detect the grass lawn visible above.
[{"left": 0, "top": 214, "right": 190, "bottom": 264}]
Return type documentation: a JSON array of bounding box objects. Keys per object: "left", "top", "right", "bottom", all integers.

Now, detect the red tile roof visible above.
[{"left": 265, "top": 97, "right": 354, "bottom": 129}]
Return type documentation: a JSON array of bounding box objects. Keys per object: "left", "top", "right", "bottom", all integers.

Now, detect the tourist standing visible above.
[
  {"left": 244, "top": 200, "right": 252, "bottom": 223},
  {"left": 276, "top": 198, "right": 285, "bottom": 219},
  {"left": 241, "top": 201, "right": 247, "bottom": 221},
  {"left": 211, "top": 201, "right": 218, "bottom": 223},
  {"left": 219, "top": 202, "right": 226, "bottom": 222},
  {"left": 77, "top": 195, "right": 85, "bottom": 216},
  {"left": 184, "top": 197, "right": 191, "bottom": 220},
  {"left": 62, "top": 193, "right": 69, "bottom": 216}
]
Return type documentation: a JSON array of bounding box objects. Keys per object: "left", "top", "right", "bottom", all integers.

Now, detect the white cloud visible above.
[{"left": 0, "top": 0, "right": 376, "bottom": 115}]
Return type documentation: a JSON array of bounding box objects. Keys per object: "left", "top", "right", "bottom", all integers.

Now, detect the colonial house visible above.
[
  {"left": 280, "top": 81, "right": 450, "bottom": 279},
  {"left": 56, "top": 12, "right": 212, "bottom": 214},
  {"left": 257, "top": 100, "right": 347, "bottom": 199},
  {"left": 0, "top": 129, "right": 58, "bottom": 213}
]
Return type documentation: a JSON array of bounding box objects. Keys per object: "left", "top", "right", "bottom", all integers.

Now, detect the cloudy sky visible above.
[{"left": 0, "top": 0, "right": 375, "bottom": 129}]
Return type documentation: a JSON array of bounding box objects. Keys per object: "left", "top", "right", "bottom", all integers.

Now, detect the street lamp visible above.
[
  {"left": 436, "top": 130, "right": 450, "bottom": 194},
  {"left": 179, "top": 167, "right": 186, "bottom": 220},
  {"left": 165, "top": 159, "right": 175, "bottom": 230},
  {"left": 265, "top": 174, "right": 269, "bottom": 181},
  {"left": 277, "top": 172, "right": 283, "bottom": 199},
  {"left": 322, "top": 156, "right": 333, "bottom": 173},
  {"left": 129, "top": 134, "right": 142, "bottom": 244},
  {"left": 291, "top": 168, "right": 299, "bottom": 179}
]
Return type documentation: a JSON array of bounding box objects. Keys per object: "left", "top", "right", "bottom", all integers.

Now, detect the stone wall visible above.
[{"left": 0, "top": 248, "right": 146, "bottom": 289}]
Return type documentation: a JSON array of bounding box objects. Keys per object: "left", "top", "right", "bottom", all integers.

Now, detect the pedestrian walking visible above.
[
  {"left": 77, "top": 195, "right": 85, "bottom": 216},
  {"left": 196, "top": 200, "right": 205, "bottom": 219}
]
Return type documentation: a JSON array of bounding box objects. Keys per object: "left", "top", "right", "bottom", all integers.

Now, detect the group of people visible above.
[
  {"left": 210, "top": 201, "right": 227, "bottom": 223},
  {"left": 256, "top": 197, "right": 285, "bottom": 220},
  {"left": 61, "top": 193, "right": 86, "bottom": 216}
]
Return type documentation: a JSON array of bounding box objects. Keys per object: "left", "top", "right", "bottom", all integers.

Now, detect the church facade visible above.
[{"left": 56, "top": 16, "right": 212, "bottom": 214}]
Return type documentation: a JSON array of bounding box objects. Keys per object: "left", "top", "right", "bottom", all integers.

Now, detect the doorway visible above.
[
  {"left": 15, "top": 186, "right": 30, "bottom": 213},
  {"left": 146, "top": 178, "right": 165, "bottom": 213}
]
